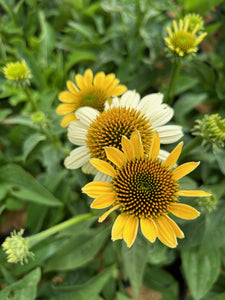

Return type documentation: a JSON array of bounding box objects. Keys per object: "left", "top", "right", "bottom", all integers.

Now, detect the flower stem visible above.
[
  {"left": 28, "top": 213, "right": 93, "bottom": 248},
  {"left": 179, "top": 136, "right": 202, "bottom": 160},
  {"left": 24, "top": 88, "right": 38, "bottom": 111},
  {"left": 165, "top": 60, "right": 182, "bottom": 106}
]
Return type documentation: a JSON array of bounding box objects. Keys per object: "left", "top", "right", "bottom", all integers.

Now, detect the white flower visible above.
[{"left": 65, "top": 90, "right": 183, "bottom": 180}]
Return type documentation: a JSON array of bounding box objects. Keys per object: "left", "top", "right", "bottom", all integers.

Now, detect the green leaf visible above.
[
  {"left": 50, "top": 265, "right": 115, "bottom": 300},
  {"left": 0, "top": 268, "right": 41, "bottom": 300},
  {"left": 0, "top": 108, "right": 12, "bottom": 121},
  {"left": 181, "top": 246, "right": 220, "bottom": 300},
  {"left": 65, "top": 51, "right": 97, "bottom": 71},
  {"left": 0, "top": 164, "right": 62, "bottom": 207},
  {"left": 23, "top": 132, "right": 46, "bottom": 161},
  {"left": 122, "top": 235, "right": 150, "bottom": 299},
  {"left": 215, "top": 149, "right": 225, "bottom": 175},
  {"left": 44, "top": 226, "right": 110, "bottom": 271}
]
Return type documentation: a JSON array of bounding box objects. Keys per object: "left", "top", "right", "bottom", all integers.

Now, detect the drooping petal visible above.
[
  {"left": 82, "top": 181, "right": 114, "bottom": 198},
  {"left": 150, "top": 105, "right": 174, "bottom": 128},
  {"left": 64, "top": 146, "right": 90, "bottom": 169},
  {"left": 156, "top": 125, "right": 183, "bottom": 144},
  {"left": 105, "top": 147, "right": 127, "bottom": 168},
  {"left": 169, "top": 203, "right": 200, "bottom": 219},
  {"left": 60, "top": 113, "right": 76, "bottom": 127},
  {"left": 68, "top": 121, "right": 88, "bottom": 145},
  {"left": 98, "top": 204, "right": 120, "bottom": 223},
  {"left": 156, "top": 216, "right": 177, "bottom": 248},
  {"left": 90, "top": 158, "right": 116, "bottom": 177},
  {"left": 121, "top": 135, "right": 135, "bottom": 161},
  {"left": 111, "top": 85, "right": 127, "bottom": 96},
  {"left": 148, "top": 131, "right": 160, "bottom": 161},
  {"left": 177, "top": 190, "right": 211, "bottom": 197},
  {"left": 82, "top": 161, "right": 98, "bottom": 175},
  {"left": 172, "top": 162, "right": 200, "bottom": 180},
  {"left": 58, "top": 91, "right": 78, "bottom": 103},
  {"left": 119, "top": 90, "right": 140, "bottom": 109},
  {"left": 162, "top": 142, "right": 183, "bottom": 169},
  {"left": 130, "top": 131, "right": 144, "bottom": 159},
  {"left": 140, "top": 218, "right": 157, "bottom": 243},
  {"left": 137, "top": 93, "right": 163, "bottom": 113},
  {"left": 75, "top": 106, "right": 99, "bottom": 127},
  {"left": 91, "top": 192, "right": 116, "bottom": 209},
  {"left": 164, "top": 215, "right": 184, "bottom": 238},
  {"left": 56, "top": 103, "right": 77, "bottom": 115},
  {"left": 123, "top": 216, "right": 139, "bottom": 247},
  {"left": 94, "top": 172, "right": 111, "bottom": 183},
  {"left": 112, "top": 214, "right": 129, "bottom": 240}
]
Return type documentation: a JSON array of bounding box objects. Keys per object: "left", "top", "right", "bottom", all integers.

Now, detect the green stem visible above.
[
  {"left": 179, "top": 136, "right": 202, "bottom": 160},
  {"left": 24, "top": 88, "right": 38, "bottom": 111},
  {"left": 165, "top": 60, "right": 182, "bottom": 106},
  {"left": 28, "top": 213, "right": 93, "bottom": 248}
]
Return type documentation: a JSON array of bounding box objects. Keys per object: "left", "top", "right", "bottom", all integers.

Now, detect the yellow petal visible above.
[
  {"left": 105, "top": 147, "right": 127, "bottom": 168},
  {"left": 110, "top": 84, "right": 127, "bottom": 96},
  {"left": 91, "top": 193, "right": 115, "bottom": 209},
  {"left": 156, "top": 216, "right": 177, "bottom": 248},
  {"left": 165, "top": 215, "right": 184, "bottom": 238},
  {"left": 103, "top": 73, "right": 116, "bottom": 89},
  {"left": 66, "top": 81, "right": 78, "bottom": 94},
  {"left": 60, "top": 113, "right": 76, "bottom": 127},
  {"left": 98, "top": 204, "right": 120, "bottom": 223},
  {"left": 130, "top": 131, "right": 144, "bottom": 159},
  {"left": 148, "top": 132, "right": 160, "bottom": 161},
  {"left": 172, "top": 162, "right": 200, "bottom": 181},
  {"left": 84, "top": 69, "right": 93, "bottom": 86},
  {"left": 123, "top": 216, "right": 139, "bottom": 247},
  {"left": 58, "top": 91, "right": 78, "bottom": 103},
  {"left": 90, "top": 158, "right": 116, "bottom": 177},
  {"left": 162, "top": 142, "right": 183, "bottom": 169},
  {"left": 169, "top": 203, "right": 200, "bottom": 220},
  {"left": 56, "top": 103, "right": 77, "bottom": 115},
  {"left": 178, "top": 190, "right": 211, "bottom": 197},
  {"left": 75, "top": 74, "right": 86, "bottom": 89},
  {"left": 82, "top": 181, "right": 113, "bottom": 198},
  {"left": 93, "top": 71, "right": 105, "bottom": 87},
  {"left": 140, "top": 218, "right": 157, "bottom": 243},
  {"left": 121, "top": 136, "right": 135, "bottom": 161},
  {"left": 112, "top": 214, "right": 129, "bottom": 240}
]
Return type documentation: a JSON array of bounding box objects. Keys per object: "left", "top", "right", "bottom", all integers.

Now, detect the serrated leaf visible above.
[
  {"left": 181, "top": 246, "right": 220, "bottom": 300},
  {"left": 0, "top": 164, "right": 62, "bottom": 206},
  {"left": 23, "top": 133, "right": 46, "bottom": 161},
  {"left": 44, "top": 226, "right": 110, "bottom": 271},
  {"left": 50, "top": 265, "right": 115, "bottom": 300},
  {"left": 0, "top": 268, "right": 41, "bottom": 300},
  {"left": 122, "top": 235, "right": 150, "bottom": 299}
]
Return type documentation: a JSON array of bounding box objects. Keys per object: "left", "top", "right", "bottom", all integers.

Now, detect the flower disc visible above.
[
  {"left": 113, "top": 159, "right": 179, "bottom": 218},
  {"left": 86, "top": 107, "right": 153, "bottom": 160},
  {"left": 171, "top": 31, "right": 195, "bottom": 53}
]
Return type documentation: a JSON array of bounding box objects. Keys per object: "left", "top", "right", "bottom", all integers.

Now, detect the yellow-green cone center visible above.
[
  {"left": 171, "top": 31, "right": 195, "bottom": 52},
  {"left": 81, "top": 88, "right": 108, "bottom": 111},
  {"left": 113, "top": 159, "right": 179, "bottom": 218},
  {"left": 86, "top": 107, "right": 153, "bottom": 161}
]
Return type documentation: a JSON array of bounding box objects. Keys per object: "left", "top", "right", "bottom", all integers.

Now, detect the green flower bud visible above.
[
  {"left": 192, "top": 114, "right": 225, "bottom": 153},
  {"left": 2, "top": 229, "right": 34, "bottom": 265},
  {"left": 184, "top": 13, "right": 204, "bottom": 32},
  {"left": 2, "top": 60, "right": 31, "bottom": 86},
  {"left": 196, "top": 192, "right": 217, "bottom": 213},
  {"left": 31, "top": 111, "right": 46, "bottom": 124}
]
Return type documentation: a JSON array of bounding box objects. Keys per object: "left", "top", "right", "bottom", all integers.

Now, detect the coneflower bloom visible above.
[
  {"left": 56, "top": 69, "right": 127, "bottom": 127},
  {"left": 164, "top": 18, "right": 207, "bottom": 56},
  {"left": 64, "top": 91, "right": 183, "bottom": 178},
  {"left": 82, "top": 131, "right": 210, "bottom": 248}
]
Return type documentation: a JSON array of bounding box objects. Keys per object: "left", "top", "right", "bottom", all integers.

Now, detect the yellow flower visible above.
[
  {"left": 3, "top": 60, "right": 31, "bottom": 85},
  {"left": 56, "top": 69, "right": 127, "bottom": 127},
  {"left": 82, "top": 131, "right": 210, "bottom": 248},
  {"left": 164, "top": 18, "right": 207, "bottom": 56},
  {"left": 184, "top": 13, "right": 204, "bottom": 32}
]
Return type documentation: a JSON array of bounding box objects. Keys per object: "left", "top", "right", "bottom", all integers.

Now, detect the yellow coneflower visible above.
[
  {"left": 164, "top": 18, "right": 207, "bottom": 56},
  {"left": 3, "top": 60, "right": 31, "bottom": 85},
  {"left": 82, "top": 131, "right": 210, "bottom": 248},
  {"left": 56, "top": 69, "right": 127, "bottom": 127}
]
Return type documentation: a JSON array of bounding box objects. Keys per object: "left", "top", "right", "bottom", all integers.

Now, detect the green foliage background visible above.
[{"left": 0, "top": 0, "right": 225, "bottom": 299}]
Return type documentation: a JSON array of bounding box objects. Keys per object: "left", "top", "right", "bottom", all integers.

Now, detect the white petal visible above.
[
  {"left": 138, "top": 93, "right": 164, "bottom": 111},
  {"left": 150, "top": 104, "right": 174, "bottom": 127},
  {"left": 106, "top": 96, "right": 120, "bottom": 109},
  {"left": 119, "top": 90, "right": 140, "bottom": 109},
  {"left": 157, "top": 125, "right": 183, "bottom": 144},
  {"left": 75, "top": 107, "right": 99, "bottom": 126},
  {"left": 68, "top": 121, "right": 88, "bottom": 145},
  {"left": 64, "top": 146, "right": 90, "bottom": 169},
  {"left": 82, "top": 161, "right": 97, "bottom": 174},
  {"left": 94, "top": 172, "right": 112, "bottom": 183}
]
